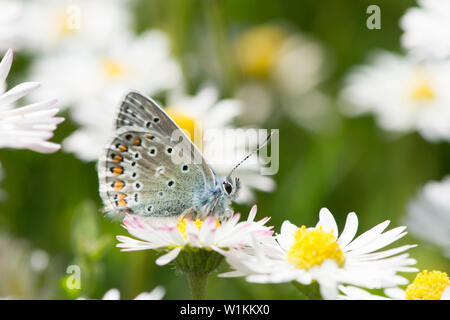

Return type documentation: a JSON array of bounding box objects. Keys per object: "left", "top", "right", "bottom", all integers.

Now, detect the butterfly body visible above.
[{"left": 98, "top": 91, "right": 239, "bottom": 220}]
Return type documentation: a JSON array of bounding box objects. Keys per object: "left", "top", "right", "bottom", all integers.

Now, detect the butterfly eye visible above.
[{"left": 223, "top": 182, "right": 233, "bottom": 195}]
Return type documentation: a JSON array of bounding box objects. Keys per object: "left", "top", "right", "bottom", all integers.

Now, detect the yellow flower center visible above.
[
  {"left": 165, "top": 107, "right": 201, "bottom": 146},
  {"left": 101, "top": 58, "right": 128, "bottom": 79},
  {"left": 410, "top": 81, "right": 435, "bottom": 101},
  {"left": 177, "top": 218, "right": 220, "bottom": 239},
  {"left": 286, "top": 226, "right": 345, "bottom": 270},
  {"left": 405, "top": 270, "right": 450, "bottom": 300},
  {"left": 234, "top": 25, "right": 287, "bottom": 79}
]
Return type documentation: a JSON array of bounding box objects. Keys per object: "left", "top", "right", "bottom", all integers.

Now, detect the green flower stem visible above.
[
  {"left": 186, "top": 272, "right": 209, "bottom": 300},
  {"left": 291, "top": 281, "right": 323, "bottom": 300},
  {"left": 173, "top": 247, "right": 224, "bottom": 300}
]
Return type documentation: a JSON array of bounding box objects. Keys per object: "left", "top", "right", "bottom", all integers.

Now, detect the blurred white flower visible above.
[
  {"left": 0, "top": 0, "right": 23, "bottom": 51},
  {"left": 79, "top": 286, "right": 165, "bottom": 300},
  {"left": 29, "top": 249, "right": 50, "bottom": 272},
  {"left": 341, "top": 51, "right": 450, "bottom": 142},
  {"left": 28, "top": 30, "right": 181, "bottom": 160},
  {"left": 165, "top": 86, "right": 276, "bottom": 203},
  {"left": 339, "top": 270, "right": 450, "bottom": 300},
  {"left": 30, "top": 30, "right": 181, "bottom": 111},
  {"left": 0, "top": 49, "right": 64, "bottom": 153},
  {"left": 401, "top": 0, "right": 450, "bottom": 60},
  {"left": 234, "top": 25, "right": 327, "bottom": 94},
  {"left": 116, "top": 205, "right": 273, "bottom": 266},
  {"left": 234, "top": 24, "right": 329, "bottom": 125},
  {"left": 0, "top": 232, "right": 54, "bottom": 299},
  {"left": 404, "top": 176, "right": 450, "bottom": 257},
  {"left": 11, "top": 0, "right": 132, "bottom": 53},
  {"left": 220, "top": 208, "right": 417, "bottom": 300}
]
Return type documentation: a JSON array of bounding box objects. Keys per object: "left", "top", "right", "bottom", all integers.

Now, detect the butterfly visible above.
[{"left": 98, "top": 91, "right": 251, "bottom": 221}]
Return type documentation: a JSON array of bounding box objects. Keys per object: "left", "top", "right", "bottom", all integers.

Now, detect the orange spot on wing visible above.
[
  {"left": 133, "top": 137, "right": 141, "bottom": 146},
  {"left": 117, "top": 193, "right": 127, "bottom": 207},
  {"left": 113, "top": 166, "right": 123, "bottom": 176},
  {"left": 119, "top": 145, "right": 128, "bottom": 152},
  {"left": 113, "top": 180, "right": 125, "bottom": 191},
  {"left": 113, "top": 154, "right": 123, "bottom": 163}
]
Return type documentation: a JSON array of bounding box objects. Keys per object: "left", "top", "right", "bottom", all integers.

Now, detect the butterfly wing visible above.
[{"left": 98, "top": 91, "right": 217, "bottom": 218}]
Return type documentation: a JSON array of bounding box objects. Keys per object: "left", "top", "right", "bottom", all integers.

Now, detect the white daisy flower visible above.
[
  {"left": 30, "top": 30, "right": 181, "bottom": 111},
  {"left": 234, "top": 24, "right": 327, "bottom": 95},
  {"left": 165, "top": 86, "right": 276, "bottom": 203},
  {"left": 11, "top": 0, "right": 132, "bottom": 53},
  {"left": 404, "top": 176, "right": 450, "bottom": 258},
  {"left": 340, "top": 51, "right": 450, "bottom": 142},
  {"left": 28, "top": 30, "right": 181, "bottom": 160},
  {"left": 233, "top": 24, "right": 329, "bottom": 126},
  {"left": 78, "top": 286, "right": 165, "bottom": 300},
  {"left": 0, "top": 49, "right": 64, "bottom": 153},
  {"left": 339, "top": 270, "right": 450, "bottom": 300},
  {"left": 401, "top": 0, "right": 450, "bottom": 60},
  {"left": 116, "top": 205, "right": 273, "bottom": 266},
  {"left": 219, "top": 208, "right": 418, "bottom": 300}
]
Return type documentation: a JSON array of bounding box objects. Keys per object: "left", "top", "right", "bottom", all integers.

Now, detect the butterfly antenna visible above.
[{"left": 227, "top": 130, "right": 277, "bottom": 177}]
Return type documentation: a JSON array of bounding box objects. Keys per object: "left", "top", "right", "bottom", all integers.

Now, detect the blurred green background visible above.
[{"left": 1, "top": 0, "right": 449, "bottom": 299}]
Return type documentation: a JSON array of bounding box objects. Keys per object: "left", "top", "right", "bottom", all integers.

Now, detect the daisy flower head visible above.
[
  {"left": 30, "top": 30, "right": 181, "bottom": 111},
  {"left": 340, "top": 51, "right": 450, "bottom": 142},
  {"left": 233, "top": 24, "right": 329, "bottom": 125},
  {"left": 401, "top": 0, "right": 450, "bottom": 60},
  {"left": 165, "top": 86, "right": 276, "bottom": 204},
  {"left": 234, "top": 24, "right": 327, "bottom": 95},
  {"left": 220, "top": 208, "right": 418, "bottom": 300},
  {"left": 116, "top": 205, "right": 273, "bottom": 267},
  {"left": 0, "top": 49, "right": 64, "bottom": 153},
  {"left": 339, "top": 270, "right": 450, "bottom": 300},
  {"left": 31, "top": 29, "right": 182, "bottom": 160},
  {"left": 404, "top": 176, "right": 450, "bottom": 258}
]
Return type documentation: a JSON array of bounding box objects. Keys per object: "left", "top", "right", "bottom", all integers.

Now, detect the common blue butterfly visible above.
[{"left": 99, "top": 91, "right": 256, "bottom": 220}]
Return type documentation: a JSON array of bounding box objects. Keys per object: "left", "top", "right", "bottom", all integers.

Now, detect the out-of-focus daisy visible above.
[
  {"left": 30, "top": 30, "right": 181, "bottom": 111},
  {"left": 116, "top": 205, "right": 273, "bottom": 266},
  {"left": 0, "top": 49, "right": 64, "bottom": 153},
  {"left": 340, "top": 51, "right": 450, "bottom": 142},
  {"left": 220, "top": 208, "right": 417, "bottom": 300},
  {"left": 234, "top": 24, "right": 326, "bottom": 94},
  {"left": 0, "top": 232, "right": 54, "bottom": 299},
  {"left": 12, "top": 0, "right": 132, "bottom": 53},
  {"left": 78, "top": 286, "right": 165, "bottom": 300},
  {"left": 165, "top": 86, "right": 276, "bottom": 203},
  {"left": 233, "top": 24, "right": 329, "bottom": 125},
  {"left": 401, "top": 0, "right": 450, "bottom": 60},
  {"left": 28, "top": 30, "right": 181, "bottom": 160},
  {"left": 339, "top": 270, "right": 450, "bottom": 300},
  {"left": 0, "top": 0, "right": 23, "bottom": 51},
  {"left": 404, "top": 176, "right": 450, "bottom": 258}
]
